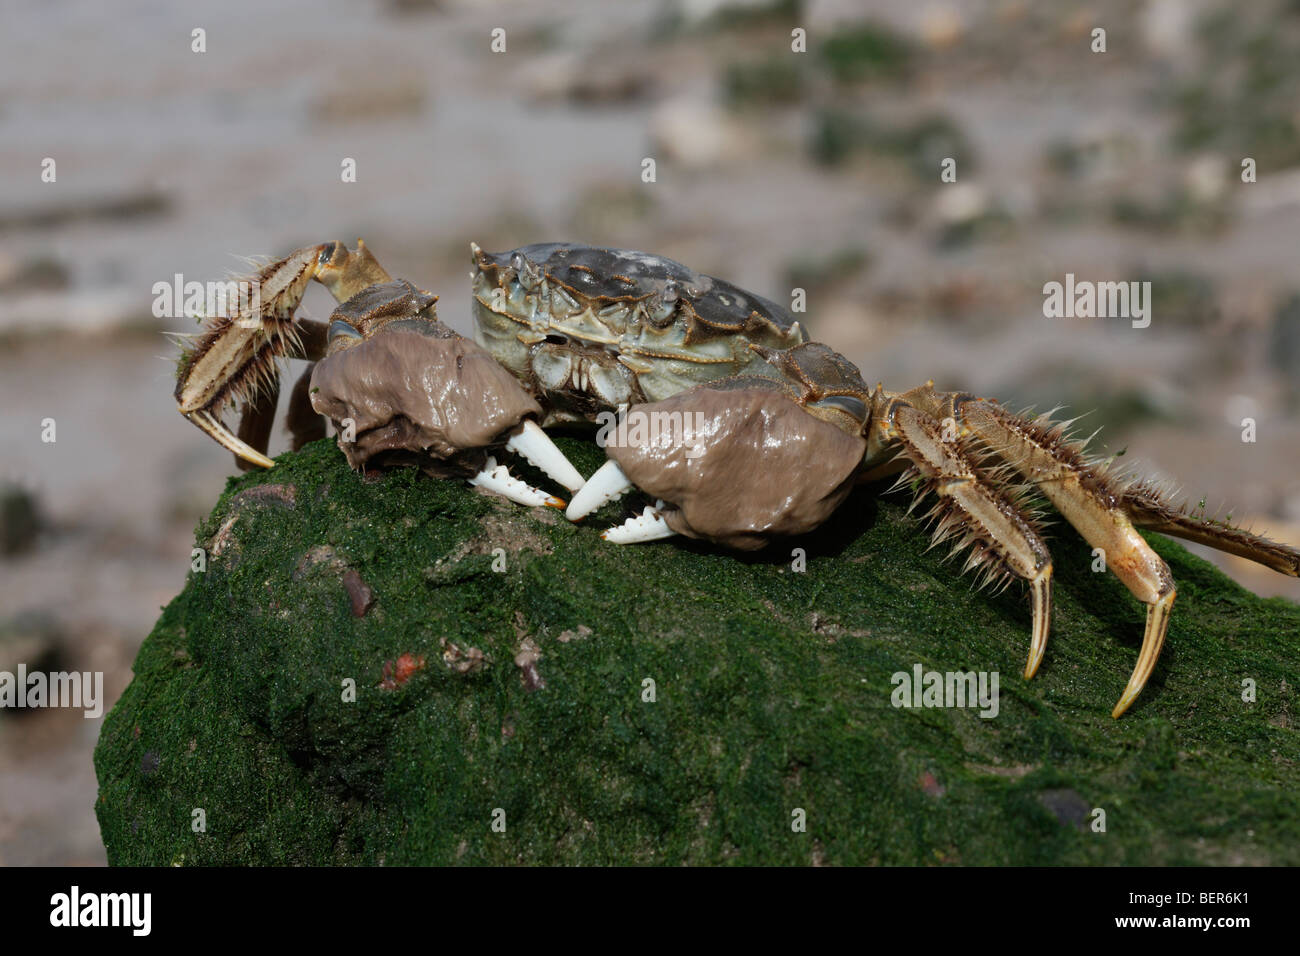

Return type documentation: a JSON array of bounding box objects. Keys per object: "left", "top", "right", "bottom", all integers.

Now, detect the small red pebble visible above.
[
  {"left": 379, "top": 653, "right": 426, "bottom": 690},
  {"left": 919, "top": 772, "right": 946, "bottom": 797}
]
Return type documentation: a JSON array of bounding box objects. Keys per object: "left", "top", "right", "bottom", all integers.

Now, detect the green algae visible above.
[{"left": 95, "top": 438, "right": 1300, "bottom": 865}]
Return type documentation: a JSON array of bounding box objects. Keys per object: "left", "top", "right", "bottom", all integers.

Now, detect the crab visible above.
[{"left": 174, "top": 240, "right": 1300, "bottom": 717}]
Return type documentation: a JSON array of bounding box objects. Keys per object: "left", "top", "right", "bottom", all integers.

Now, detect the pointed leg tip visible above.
[
  {"left": 239, "top": 449, "right": 276, "bottom": 469},
  {"left": 1111, "top": 681, "right": 1146, "bottom": 718},
  {"left": 1023, "top": 635, "right": 1047, "bottom": 680},
  {"left": 1024, "top": 569, "right": 1051, "bottom": 681},
  {"left": 1109, "top": 589, "right": 1175, "bottom": 719},
  {"left": 188, "top": 410, "right": 276, "bottom": 469}
]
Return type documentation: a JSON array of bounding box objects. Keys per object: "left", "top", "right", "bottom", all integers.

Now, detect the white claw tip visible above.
[
  {"left": 602, "top": 501, "right": 676, "bottom": 544},
  {"left": 505, "top": 420, "right": 586, "bottom": 492},
  {"left": 565, "top": 459, "right": 633, "bottom": 521},
  {"left": 469, "top": 456, "right": 567, "bottom": 510}
]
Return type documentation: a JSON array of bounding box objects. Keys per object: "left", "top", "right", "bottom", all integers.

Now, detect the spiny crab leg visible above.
[
  {"left": 469, "top": 456, "right": 565, "bottom": 510},
  {"left": 877, "top": 398, "right": 1056, "bottom": 683},
  {"left": 602, "top": 501, "right": 676, "bottom": 543},
  {"left": 187, "top": 409, "right": 276, "bottom": 469},
  {"left": 566, "top": 459, "right": 634, "bottom": 520},
  {"left": 505, "top": 420, "right": 586, "bottom": 493},
  {"left": 896, "top": 385, "right": 1181, "bottom": 717},
  {"left": 175, "top": 240, "right": 391, "bottom": 470}
]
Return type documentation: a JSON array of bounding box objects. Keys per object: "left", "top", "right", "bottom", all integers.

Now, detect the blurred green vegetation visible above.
[
  {"left": 782, "top": 246, "right": 870, "bottom": 293},
  {"left": 1172, "top": 5, "right": 1300, "bottom": 169},
  {"left": 820, "top": 23, "right": 915, "bottom": 86},
  {"left": 810, "top": 111, "right": 974, "bottom": 176},
  {"left": 723, "top": 55, "right": 807, "bottom": 108}
]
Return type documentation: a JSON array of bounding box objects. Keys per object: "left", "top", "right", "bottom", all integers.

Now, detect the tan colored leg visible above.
[
  {"left": 901, "top": 385, "right": 1175, "bottom": 717},
  {"left": 174, "top": 241, "right": 390, "bottom": 468},
  {"left": 1123, "top": 481, "right": 1300, "bottom": 577},
  {"left": 229, "top": 319, "right": 328, "bottom": 470},
  {"left": 878, "top": 398, "right": 1055, "bottom": 680},
  {"left": 233, "top": 373, "right": 280, "bottom": 473}
]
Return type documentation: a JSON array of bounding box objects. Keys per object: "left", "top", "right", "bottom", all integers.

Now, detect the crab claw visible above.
[
  {"left": 470, "top": 456, "right": 565, "bottom": 510},
  {"left": 590, "top": 382, "right": 867, "bottom": 550},
  {"left": 566, "top": 459, "right": 634, "bottom": 520},
  {"left": 309, "top": 321, "right": 583, "bottom": 508},
  {"left": 602, "top": 500, "right": 675, "bottom": 543},
  {"left": 506, "top": 420, "right": 586, "bottom": 492}
]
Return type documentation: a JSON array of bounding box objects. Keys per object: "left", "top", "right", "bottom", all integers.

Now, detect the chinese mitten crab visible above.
[{"left": 174, "top": 240, "right": 1300, "bottom": 717}]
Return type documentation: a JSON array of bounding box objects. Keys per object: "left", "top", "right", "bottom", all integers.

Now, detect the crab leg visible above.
[
  {"left": 232, "top": 364, "right": 282, "bottom": 468},
  {"left": 877, "top": 399, "right": 1055, "bottom": 679},
  {"left": 898, "top": 386, "right": 1177, "bottom": 717},
  {"left": 230, "top": 320, "right": 330, "bottom": 469},
  {"left": 174, "top": 240, "right": 391, "bottom": 469},
  {"left": 285, "top": 362, "right": 328, "bottom": 452},
  {"left": 960, "top": 399, "right": 1173, "bottom": 717},
  {"left": 1122, "top": 482, "right": 1300, "bottom": 577}
]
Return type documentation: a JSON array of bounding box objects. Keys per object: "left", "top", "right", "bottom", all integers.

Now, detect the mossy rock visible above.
[{"left": 94, "top": 438, "right": 1300, "bottom": 865}]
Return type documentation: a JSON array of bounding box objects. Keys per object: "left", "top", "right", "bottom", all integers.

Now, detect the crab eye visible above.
[
  {"left": 812, "top": 394, "right": 867, "bottom": 423},
  {"left": 328, "top": 319, "right": 363, "bottom": 344},
  {"left": 510, "top": 251, "right": 541, "bottom": 292},
  {"left": 648, "top": 279, "right": 680, "bottom": 327}
]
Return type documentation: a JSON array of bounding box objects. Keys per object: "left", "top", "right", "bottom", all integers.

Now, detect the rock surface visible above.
[{"left": 95, "top": 438, "right": 1300, "bottom": 865}]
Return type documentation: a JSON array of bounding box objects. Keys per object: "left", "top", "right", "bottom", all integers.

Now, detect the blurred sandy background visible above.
[{"left": 2, "top": 0, "right": 1299, "bottom": 865}]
